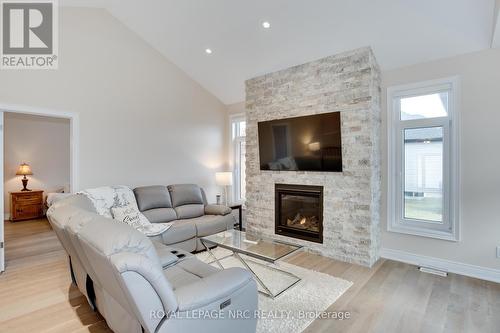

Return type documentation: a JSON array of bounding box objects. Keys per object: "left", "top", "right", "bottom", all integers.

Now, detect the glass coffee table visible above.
[{"left": 200, "top": 229, "right": 302, "bottom": 299}]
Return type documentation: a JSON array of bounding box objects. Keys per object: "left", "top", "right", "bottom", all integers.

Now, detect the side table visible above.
[{"left": 228, "top": 203, "right": 243, "bottom": 231}]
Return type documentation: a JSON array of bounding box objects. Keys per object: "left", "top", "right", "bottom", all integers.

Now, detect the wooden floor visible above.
[
  {"left": 0, "top": 219, "right": 108, "bottom": 332},
  {"left": 1, "top": 219, "right": 499, "bottom": 333}
]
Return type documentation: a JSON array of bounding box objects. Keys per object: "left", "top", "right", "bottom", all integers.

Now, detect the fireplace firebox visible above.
[{"left": 275, "top": 184, "right": 323, "bottom": 243}]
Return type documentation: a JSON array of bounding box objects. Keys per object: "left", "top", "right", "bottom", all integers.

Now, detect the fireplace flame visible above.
[{"left": 299, "top": 217, "right": 306, "bottom": 225}]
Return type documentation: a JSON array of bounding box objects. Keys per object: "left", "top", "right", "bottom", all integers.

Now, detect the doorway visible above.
[{"left": 0, "top": 105, "right": 79, "bottom": 272}]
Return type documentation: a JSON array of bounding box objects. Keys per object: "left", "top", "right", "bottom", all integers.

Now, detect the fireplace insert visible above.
[{"left": 275, "top": 184, "right": 323, "bottom": 243}]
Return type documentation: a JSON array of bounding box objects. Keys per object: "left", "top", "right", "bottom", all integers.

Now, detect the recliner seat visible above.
[{"left": 75, "top": 210, "right": 257, "bottom": 333}]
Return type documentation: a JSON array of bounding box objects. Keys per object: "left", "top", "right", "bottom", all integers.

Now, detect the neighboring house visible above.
[{"left": 404, "top": 127, "right": 443, "bottom": 197}]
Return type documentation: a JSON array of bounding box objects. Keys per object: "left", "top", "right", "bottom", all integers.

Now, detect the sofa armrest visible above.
[
  {"left": 175, "top": 267, "right": 254, "bottom": 311},
  {"left": 205, "top": 204, "right": 232, "bottom": 216},
  {"left": 152, "top": 241, "right": 179, "bottom": 268}
]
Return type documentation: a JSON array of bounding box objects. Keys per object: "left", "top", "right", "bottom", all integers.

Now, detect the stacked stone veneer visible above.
[{"left": 245, "top": 47, "right": 381, "bottom": 267}]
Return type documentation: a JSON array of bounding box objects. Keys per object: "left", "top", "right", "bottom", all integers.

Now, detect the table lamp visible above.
[
  {"left": 16, "top": 163, "right": 33, "bottom": 191},
  {"left": 215, "top": 171, "right": 233, "bottom": 205}
]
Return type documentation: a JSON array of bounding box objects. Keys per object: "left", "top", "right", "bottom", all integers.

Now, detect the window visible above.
[
  {"left": 230, "top": 115, "right": 246, "bottom": 202},
  {"left": 387, "top": 77, "right": 460, "bottom": 241}
]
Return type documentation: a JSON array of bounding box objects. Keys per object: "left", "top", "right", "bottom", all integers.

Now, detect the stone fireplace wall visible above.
[{"left": 245, "top": 47, "right": 381, "bottom": 267}]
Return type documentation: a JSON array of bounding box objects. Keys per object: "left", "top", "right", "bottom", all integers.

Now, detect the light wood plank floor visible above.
[{"left": 1, "top": 218, "right": 499, "bottom": 333}]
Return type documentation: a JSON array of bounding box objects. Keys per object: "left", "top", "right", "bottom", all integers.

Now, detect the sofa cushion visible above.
[
  {"left": 163, "top": 257, "right": 218, "bottom": 290},
  {"left": 134, "top": 186, "right": 172, "bottom": 211},
  {"left": 158, "top": 220, "right": 197, "bottom": 245},
  {"left": 164, "top": 238, "right": 197, "bottom": 253},
  {"left": 174, "top": 204, "right": 205, "bottom": 219},
  {"left": 111, "top": 205, "right": 170, "bottom": 237},
  {"left": 191, "top": 215, "right": 233, "bottom": 237},
  {"left": 175, "top": 267, "right": 253, "bottom": 312},
  {"left": 163, "top": 264, "right": 201, "bottom": 289},
  {"left": 168, "top": 184, "right": 204, "bottom": 207},
  {"left": 176, "top": 257, "right": 219, "bottom": 279},
  {"left": 204, "top": 204, "right": 232, "bottom": 216},
  {"left": 142, "top": 208, "right": 178, "bottom": 223}
]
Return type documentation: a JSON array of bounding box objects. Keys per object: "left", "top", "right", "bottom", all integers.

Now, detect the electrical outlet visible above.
[{"left": 497, "top": 246, "right": 500, "bottom": 259}]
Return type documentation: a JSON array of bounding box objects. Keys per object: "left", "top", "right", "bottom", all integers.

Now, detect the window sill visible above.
[{"left": 387, "top": 223, "right": 459, "bottom": 242}]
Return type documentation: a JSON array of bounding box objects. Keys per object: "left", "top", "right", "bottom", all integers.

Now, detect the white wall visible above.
[
  {"left": 0, "top": 8, "right": 227, "bottom": 201},
  {"left": 4, "top": 113, "right": 70, "bottom": 214},
  {"left": 226, "top": 102, "right": 245, "bottom": 116},
  {"left": 381, "top": 48, "right": 500, "bottom": 270}
]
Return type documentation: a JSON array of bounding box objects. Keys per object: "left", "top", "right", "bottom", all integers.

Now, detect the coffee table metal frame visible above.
[{"left": 200, "top": 234, "right": 302, "bottom": 299}]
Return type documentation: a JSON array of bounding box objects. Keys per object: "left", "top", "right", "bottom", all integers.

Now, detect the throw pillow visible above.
[{"left": 111, "top": 205, "right": 171, "bottom": 237}]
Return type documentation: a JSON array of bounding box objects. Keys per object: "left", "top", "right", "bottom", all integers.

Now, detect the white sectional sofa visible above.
[{"left": 46, "top": 185, "right": 258, "bottom": 333}]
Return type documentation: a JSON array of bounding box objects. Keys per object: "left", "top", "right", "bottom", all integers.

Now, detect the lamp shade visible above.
[
  {"left": 16, "top": 163, "right": 33, "bottom": 176},
  {"left": 215, "top": 172, "right": 233, "bottom": 186},
  {"left": 308, "top": 142, "right": 321, "bottom": 152}
]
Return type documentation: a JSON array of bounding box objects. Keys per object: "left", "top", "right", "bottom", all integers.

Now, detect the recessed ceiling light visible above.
[
  {"left": 205, "top": 48, "right": 213, "bottom": 54},
  {"left": 262, "top": 21, "right": 271, "bottom": 29}
]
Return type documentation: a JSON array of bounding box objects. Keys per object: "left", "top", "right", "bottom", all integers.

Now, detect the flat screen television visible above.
[{"left": 258, "top": 112, "right": 342, "bottom": 172}]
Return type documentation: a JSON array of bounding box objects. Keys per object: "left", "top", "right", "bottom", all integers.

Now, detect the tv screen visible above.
[{"left": 258, "top": 112, "right": 342, "bottom": 172}]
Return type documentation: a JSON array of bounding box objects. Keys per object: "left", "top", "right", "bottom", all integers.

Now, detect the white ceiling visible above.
[{"left": 62, "top": 0, "right": 497, "bottom": 104}]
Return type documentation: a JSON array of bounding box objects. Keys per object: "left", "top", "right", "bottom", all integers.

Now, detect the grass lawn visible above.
[{"left": 404, "top": 196, "right": 442, "bottom": 222}]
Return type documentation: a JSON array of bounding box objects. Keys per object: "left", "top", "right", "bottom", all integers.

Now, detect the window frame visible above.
[
  {"left": 229, "top": 113, "right": 246, "bottom": 203},
  {"left": 387, "top": 76, "right": 461, "bottom": 241}
]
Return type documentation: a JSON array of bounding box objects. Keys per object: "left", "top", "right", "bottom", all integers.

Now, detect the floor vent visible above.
[{"left": 418, "top": 266, "right": 448, "bottom": 277}]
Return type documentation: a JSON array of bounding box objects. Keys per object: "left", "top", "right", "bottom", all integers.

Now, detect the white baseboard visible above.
[{"left": 380, "top": 248, "right": 500, "bottom": 284}]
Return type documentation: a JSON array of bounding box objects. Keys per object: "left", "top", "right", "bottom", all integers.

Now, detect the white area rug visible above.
[{"left": 196, "top": 248, "right": 353, "bottom": 333}]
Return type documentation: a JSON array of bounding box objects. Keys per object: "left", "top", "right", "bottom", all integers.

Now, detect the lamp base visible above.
[
  {"left": 224, "top": 186, "right": 229, "bottom": 206},
  {"left": 21, "top": 177, "right": 31, "bottom": 191}
]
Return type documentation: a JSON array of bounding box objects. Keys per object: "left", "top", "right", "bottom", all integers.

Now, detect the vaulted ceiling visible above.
[{"left": 63, "top": 0, "right": 498, "bottom": 104}]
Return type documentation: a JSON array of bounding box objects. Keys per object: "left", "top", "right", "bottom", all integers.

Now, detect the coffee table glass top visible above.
[{"left": 201, "top": 229, "right": 302, "bottom": 263}]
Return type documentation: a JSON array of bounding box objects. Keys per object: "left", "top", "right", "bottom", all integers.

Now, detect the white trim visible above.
[
  {"left": 387, "top": 76, "right": 461, "bottom": 241},
  {"left": 380, "top": 248, "right": 500, "bottom": 284},
  {"left": 492, "top": 6, "right": 500, "bottom": 48},
  {"left": 0, "top": 103, "right": 80, "bottom": 192},
  {"left": 229, "top": 113, "right": 245, "bottom": 203},
  {"left": 0, "top": 103, "right": 77, "bottom": 119},
  {"left": 0, "top": 111, "right": 3, "bottom": 272}
]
